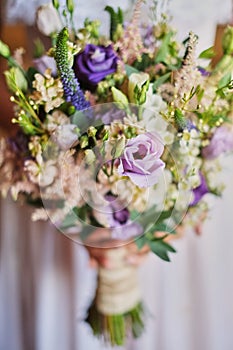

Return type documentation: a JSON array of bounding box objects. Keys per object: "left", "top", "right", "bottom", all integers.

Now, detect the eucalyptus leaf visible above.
[
  {"left": 148, "top": 240, "right": 176, "bottom": 261},
  {"left": 199, "top": 46, "right": 215, "bottom": 59},
  {"left": 155, "top": 32, "right": 173, "bottom": 64},
  {"left": 125, "top": 64, "right": 140, "bottom": 77},
  {"left": 135, "top": 235, "right": 147, "bottom": 250},
  {"left": 218, "top": 72, "right": 232, "bottom": 89},
  {"left": 60, "top": 206, "right": 87, "bottom": 229},
  {"left": 105, "top": 6, "right": 123, "bottom": 41},
  {"left": 153, "top": 72, "right": 171, "bottom": 92}
]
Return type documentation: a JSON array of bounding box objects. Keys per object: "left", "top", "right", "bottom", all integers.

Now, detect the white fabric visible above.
[{"left": 1, "top": 0, "right": 233, "bottom": 349}]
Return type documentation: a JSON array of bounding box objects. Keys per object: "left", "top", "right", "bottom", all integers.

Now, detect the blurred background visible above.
[{"left": 0, "top": 0, "right": 233, "bottom": 349}]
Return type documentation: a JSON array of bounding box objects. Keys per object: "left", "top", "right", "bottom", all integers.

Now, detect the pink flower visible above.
[{"left": 118, "top": 132, "right": 165, "bottom": 188}]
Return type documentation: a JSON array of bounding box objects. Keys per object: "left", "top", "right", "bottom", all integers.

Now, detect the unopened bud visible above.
[
  {"left": 0, "top": 40, "right": 10, "bottom": 59},
  {"left": 66, "top": 0, "right": 74, "bottom": 13}
]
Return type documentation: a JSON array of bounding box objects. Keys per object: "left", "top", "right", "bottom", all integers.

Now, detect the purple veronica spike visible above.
[{"left": 55, "top": 28, "right": 90, "bottom": 111}]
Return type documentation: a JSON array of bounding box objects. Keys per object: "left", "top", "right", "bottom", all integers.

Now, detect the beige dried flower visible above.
[{"left": 31, "top": 69, "right": 64, "bottom": 113}]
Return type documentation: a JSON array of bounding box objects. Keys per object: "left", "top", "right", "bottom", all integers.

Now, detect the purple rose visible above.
[
  {"left": 104, "top": 195, "right": 143, "bottom": 240},
  {"left": 202, "top": 126, "right": 233, "bottom": 159},
  {"left": 74, "top": 44, "right": 118, "bottom": 87},
  {"left": 104, "top": 194, "right": 130, "bottom": 226},
  {"left": 118, "top": 132, "right": 165, "bottom": 188},
  {"left": 190, "top": 173, "right": 209, "bottom": 206},
  {"left": 34, "top": 55, "right": 57, "bottom": 76}
]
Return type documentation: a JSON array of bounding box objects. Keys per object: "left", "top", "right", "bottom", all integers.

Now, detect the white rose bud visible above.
[{"left": 36, "top": 4, "right": 63, "bottom": 37}]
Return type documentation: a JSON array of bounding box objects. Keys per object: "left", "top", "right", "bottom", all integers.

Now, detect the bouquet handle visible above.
[{"left": 86, "top": 247, "right": 145, "bottom": 346}]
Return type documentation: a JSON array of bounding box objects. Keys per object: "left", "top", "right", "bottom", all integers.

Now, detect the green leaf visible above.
[
  {"left": 148, "top": 240, "right": 176, "bottom": 261},
  {"left": 130, "top": 210, "right": 140, "bottom": 221},
  {"left": 27, "top": 67, "right": 38, "bottom": 89},
  {"left": 152, "top": 222, "right": 176, "bottom": 234},
  {"left": 218, "top": 72, "right": 232, "bottom": 89},
  {"left": 155, "top": 32, "right": 173, "bottom": 64},
  {"left": 124, "top": 64, "right": 140, "bottom": 77},
  {"left": 135, "top": 235, "right": 147, "bottom": 250},
  {"left": 133, "top": 53, "right": 153, "bottom": 71},
  {"left": 199, "top": 46, "right": 215, "bottom": 59},
  {"left": 153, "top": 72, "right": 171, "bottom": 92},
  {"left": 174, "top": 108, "right": 187, "bottom": 130},
  {"left": 105, "top": 6, "right": 123, "bottom": 41},
  {"left": 155, "top": 209, "right": 174, "bottom": 223},
  {"left": 60, "top": 206, "right": 87, "bottom": 229},
  {"left": 135, "top": 206, "right": 158, "bottom": 229},
  {"left": 60, "top": 211, "right": 79, "bottom": 229}
]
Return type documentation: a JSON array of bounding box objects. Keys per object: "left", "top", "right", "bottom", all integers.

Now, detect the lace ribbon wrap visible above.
[{"left": 96, "top": 247, "right": 141, "bottom": 315}]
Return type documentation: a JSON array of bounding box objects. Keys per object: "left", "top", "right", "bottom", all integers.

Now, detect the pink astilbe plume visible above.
[
  {"left": 174, "top": 31, "right": 202, "bottom": 99},
  {"left": 116, "top": 0, "right": 147, "bottom": 64},
  {"left": 159, "top": 32, "right": 203, "bottom": 109}
]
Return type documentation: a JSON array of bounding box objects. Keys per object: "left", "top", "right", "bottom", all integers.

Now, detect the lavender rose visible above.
[
  {"left": 202, "top": 126, "right": 233, "bottom": 159},
  {"left": 34, "top": 55, "right": 57, "bottom": 76},
  {"left": 118, "top": 132, "right": 165, "bottom": 188},
  {"left": 104, "top": 194, "right": 143, "bottom": 240},
  {"left": 74, "top": 44, "right": 118, "bottom": 87}
]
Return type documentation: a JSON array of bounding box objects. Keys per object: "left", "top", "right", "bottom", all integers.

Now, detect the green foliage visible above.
[
  {"left": 215, "top": 72, "right": 233, "bottom": 98},
  {"left": 60, "top": 206, "right": 87, "bottom": 229},
  {"left": 148, "top": 239, "right": 176, "bottom": 261},
  {"left": 105, "top": 6, "right": 123, "bottom": 41},
  {"left": 174, "top": 108, "right": 187, "bottom": 130},
  {"left": 133, "top": 206, "right": 177, "bottom": 261},
  {"left": 155, "top": 31, "right": 174, "bottom": 64},
  {"left": 124, "top": 64, "right": 140, "bottom": 77},
  {"left": 199, "top": 46, "right": 215, "bottom": 59},
  {"left": 153, "top": 72, "right": 171, "bottom": 92},
  {"left": 86, "top": 302, "right": 144, "bottom": 346},
  {"left": 133, "top": 53, "right": 154, "bottom": 71}
]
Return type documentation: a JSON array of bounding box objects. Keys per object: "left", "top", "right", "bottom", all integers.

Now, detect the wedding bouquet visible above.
[{"left": 1, "top": 0, "right": 233, "bottom": 346}]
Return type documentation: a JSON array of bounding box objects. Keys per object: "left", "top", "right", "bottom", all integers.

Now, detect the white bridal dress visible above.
[{"left": 1, "top": 0, "right": 233, "bottom": 349}]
